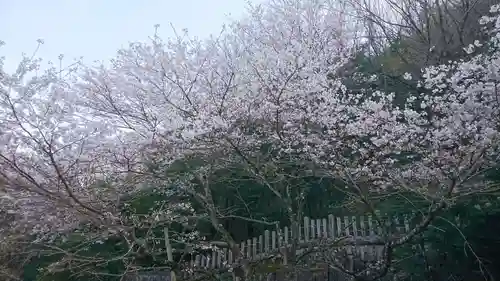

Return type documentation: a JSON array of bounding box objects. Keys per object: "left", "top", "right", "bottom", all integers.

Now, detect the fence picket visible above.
[
  {"left": 311, "top": 219, "right": 316, "bottom": 239},
  {"left": 241, "top": 241, "right": 246, "bottom": 259},
  {"left": 352, "top": 216, "right": 358, "bottom": 237},
  {"left": 195, "top": 255, "right": 201, "bottom": 267},
  {"left": 264, "top": 230, "right": 270, "bottom": 252},
  {"left": 336, "top": 217, "right": 342, "bottom": 237},
  {"left": 284, "top": 226, "right": 289, "bottom": 246},
  {"left": 359, "top": 216, "right": 366, "bottom": 237},
  {"left": 376, "top": 211, "right": 383, "bottom": 235},
  {"left": 223, "top": 248, "right": 228, "bottom": 266},
  {"left": 252, "top": 237, "right": 257, "bottom": 258},
  {"left": 201, "top": 255, "right": 207, "bottom": 268},
  {"left": 394, "top": 215, "right": 401, "bottom": 234},
  {"left": 344, "top": 216, "right": 350, "bottom": 236},
  {"left": 304, "top": 217, "right": 310, "bottom": 241},
  {"left": 258, "top": 235, "right": 263, "bottom": 255},
  {"left": 367, "top": 215, "right": 374, "bottom": 236},
  {"left": 298, "top": 220, "right": 302, "bottom": 242},
  {"left": 271, "top": 231, "right": 276, "bottom": 250},
  {"left": 404, "top": 215, "right": 410, "bottom": 232},
  {"left": 322, "top": 218, "right": 328, "bottom": 238},
  {"left": 278, "top": 227, "right": 283, "bottom": 248},
  {"left": 217, "top": 250, "right": 223, "bottom": 268},
  {"left": 316, "top": 219, "right": 321, "bottom": 239},
  {"left": 328, "top": 215, "right": 334, "bottom": 238},
  {"left": 247, "top": 239, "right": 252, "bottom": 258}
]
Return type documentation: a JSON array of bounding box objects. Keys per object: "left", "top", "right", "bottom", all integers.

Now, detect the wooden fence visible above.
[
  {"left": 124, "top": 213, "right": 414, "bottom": 281},
  {"left": 187, "top": 214, "right": 411, "bottom": 268}
]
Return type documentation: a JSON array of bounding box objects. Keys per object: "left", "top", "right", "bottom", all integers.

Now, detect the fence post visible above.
[{"left": 164, "top": 227, "right": 177, "bottom": 281}]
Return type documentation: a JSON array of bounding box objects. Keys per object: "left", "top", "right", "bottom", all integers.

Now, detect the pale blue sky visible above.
[{"left": 1, "top": 0, "right": 264, "bottom": 72}]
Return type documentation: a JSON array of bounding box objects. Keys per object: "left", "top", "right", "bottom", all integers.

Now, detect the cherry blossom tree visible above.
[
  {"left": 0, "top": 42, "right": 205, "bottom": 279},
  {"left": 71, "top": 0, "right": 364, "bottom": 279},
  {"left": 75, "top": 0, "right": 500, "bottom": 279},
  {"left": 2, "top": 0, "right": 500, "bottom": 280}
]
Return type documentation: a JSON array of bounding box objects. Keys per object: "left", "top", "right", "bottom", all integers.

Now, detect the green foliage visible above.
[
  {"left": 376, "top": 163, "right": 500, "bottom": 281},
  {"left": 385, "top": 194, "right": 500, "bottom": 281}
]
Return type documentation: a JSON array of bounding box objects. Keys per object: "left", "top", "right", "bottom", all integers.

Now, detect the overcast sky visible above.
[{"left": 1, "top": 0, "right": 264, "bottom": 72}]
